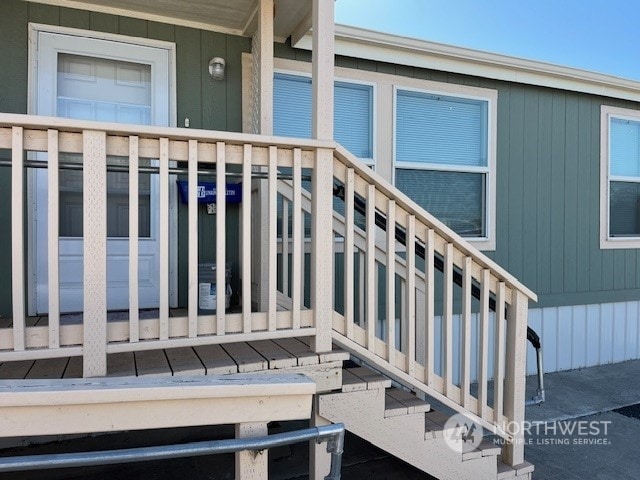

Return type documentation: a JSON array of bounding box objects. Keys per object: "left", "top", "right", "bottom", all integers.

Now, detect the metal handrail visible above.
[{"left": 0, "top": 423, "right": 346, "bottom": 480}]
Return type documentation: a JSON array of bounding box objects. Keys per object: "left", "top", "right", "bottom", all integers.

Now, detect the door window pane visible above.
[{"left": 56, "top": 53, "right": 152, "bottom": 238}]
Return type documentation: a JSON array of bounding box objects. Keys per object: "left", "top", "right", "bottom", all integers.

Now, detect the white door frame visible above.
[{"left": 27, "top": 23, "right": 179, "bottom": 315}]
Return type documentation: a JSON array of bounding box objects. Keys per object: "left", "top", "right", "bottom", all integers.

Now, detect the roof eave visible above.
[{"left": 294, "top": 24, "right": 640, "bottom": 103}]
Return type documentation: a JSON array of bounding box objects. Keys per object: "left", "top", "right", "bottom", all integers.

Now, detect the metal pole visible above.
[{"left": 0, "top": 423, "right": 345, "bottom": 478}]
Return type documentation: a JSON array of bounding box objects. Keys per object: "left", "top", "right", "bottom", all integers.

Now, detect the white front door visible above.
[{"left": 33, "top": 30, "right": 172, "bottom": 314}]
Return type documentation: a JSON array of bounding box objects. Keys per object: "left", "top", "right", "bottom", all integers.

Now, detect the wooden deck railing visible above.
[
  {"left": 0, "top": 113, "right": 536, "bottom": 467},
  {"left": 325, "top": 145, "right": 536, "bottom": 465},
  {"left": 0, "top": 114, "right": 334, "bottom": 376}
]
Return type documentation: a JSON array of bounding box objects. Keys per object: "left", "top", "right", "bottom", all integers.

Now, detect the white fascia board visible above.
[{"left": 295, "top": 25, "right": 640, "bottom": 103}]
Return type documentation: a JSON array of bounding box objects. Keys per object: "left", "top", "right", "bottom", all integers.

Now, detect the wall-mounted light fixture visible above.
[{"left": 208, "top": 57, "right": 225, "bottom": 80}]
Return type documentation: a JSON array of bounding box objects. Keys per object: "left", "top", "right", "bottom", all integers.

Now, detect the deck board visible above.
[
  {"left": 221, "top": 343, "right": 268, "bottom": 373},
  {"left": 0, "top": 340, "right": 346, "bottom": 383},
  {"left": 272, "top": 337, "right": 320, "bottom": 366},
  {"left": 193, "top": 344, "right": 238, "bottom": 375},
  {"left": 63, "top": 357, "right": 83, "bottom": 378},
  {"left": 0, "top": 360, "right": 34, "bottom": 379},
  {"left": 134, "top": 350, "right": 171, "bottom": 377},
  {"left": 249, "top": 340, "right": 298, "bottom": 369},
  {"left": 165, "top": 347, "right": 206, "bottom": 376},
  {"left": 107, "top": 352, "right": 137, "bottom": 377},
  {"left": 26, "top": 357, "right": 69, "bottom": 379}
]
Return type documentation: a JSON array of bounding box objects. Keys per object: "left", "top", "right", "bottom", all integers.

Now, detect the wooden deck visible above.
[{"left": 0, "top": 338, "right": 350, "bottom": 391}]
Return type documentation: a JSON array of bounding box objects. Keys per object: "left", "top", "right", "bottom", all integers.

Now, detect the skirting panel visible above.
[{"left": 527, "top": 300, "right": 640, "bottom": 374}]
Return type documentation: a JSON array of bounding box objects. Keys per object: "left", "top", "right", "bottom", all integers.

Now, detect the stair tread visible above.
[
  {"left": 385, "top": 387, "right": 430, "bottom": 414},
  {"left": 424, "top": 417, "right": 445, "bottom": 439},
  {"left": 424, "top": 408, "right": 451, "bottom": 427},
  {"left": 478, "top": 439, "right": 502, "bottom": 457},
  {"left": 497, "top": 459, "right": 534, "bottom": 478},
  {"left": 342, "top": 366, "right": 391, "bottom": 392},
  {"left": 496, "top": 461, "right": 517, "bottom": 479}
]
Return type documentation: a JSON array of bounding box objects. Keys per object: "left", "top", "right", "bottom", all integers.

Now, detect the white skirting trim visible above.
[{"left": 527, "top": 300, "right": 640, "bottom": 374}]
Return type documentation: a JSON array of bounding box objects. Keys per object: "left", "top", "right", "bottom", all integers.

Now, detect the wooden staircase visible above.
[{"left": 319, "top": 365, "right": 534, "bottom": 480}]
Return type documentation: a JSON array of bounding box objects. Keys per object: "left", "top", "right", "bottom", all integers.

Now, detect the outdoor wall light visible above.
[{"left": 208, "top": 57, "right": 225, "bottom": 80}]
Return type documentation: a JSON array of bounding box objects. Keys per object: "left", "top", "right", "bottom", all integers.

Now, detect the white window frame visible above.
[
  {"left": 241, "top": 55, "right": 497, "bottom": 249},
  {"left": 272, "top": 66, "right": 377, "bottom": 167},
  {"left": 600, "top": 105, "right": 640, "bottom": 249},
  {"left": 393, "top": 85, "right": 497, "bottom": 250}
]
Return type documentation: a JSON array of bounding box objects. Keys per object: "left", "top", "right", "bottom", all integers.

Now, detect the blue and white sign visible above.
[{"left": 177, "top": 181, "right": 242, "bottom": 204}]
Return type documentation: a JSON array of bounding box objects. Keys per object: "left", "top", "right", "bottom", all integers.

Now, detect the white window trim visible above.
[
  {"left": 600, "top": 104, "right": 640, "bottom": 249},
  {"left": 392, "top": 85, "right": 497, "bottom": 250},
  {"left": 242, "top": 55, "right": 497, "bottom": 249},
  {"left": 272, "top": 64, "right": 378, "bottom": 167}
]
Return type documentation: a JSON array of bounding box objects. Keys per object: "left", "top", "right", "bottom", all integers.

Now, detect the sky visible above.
[{"left": 335, "top": 0, "right": 640, "bottom": 81}]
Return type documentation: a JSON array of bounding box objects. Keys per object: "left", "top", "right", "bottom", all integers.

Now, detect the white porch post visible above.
[
  {"left": 502, "top": 290, "right": 528, "bottom": 466},
  {"left": 235, "top": 422, "right": 268, "bottom": 480},
  {"left": 310, "top": 0, "right": 335, "bottom": 355},
  {"left": 255, "top": 0, "right": 274, "bottom": 312},
  {"left": 256, "top": 0, "right": 274, "bottom": 136},
  {"left": 310, "top": 398, "right": 332, "bottom": 480},
  {"left": 309, "top": 3, "right": 335, "bottom": 474}
]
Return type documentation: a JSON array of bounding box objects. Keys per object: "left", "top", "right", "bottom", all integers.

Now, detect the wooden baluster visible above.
[
  {"left": 425, "top": 229, "right": 435, "bottom": 387},
  {"left": 443, "top": 243, "right": 454, "bottom": 396},
  {"left": 344, "top": 168, "right": 355, "bottom": 339},
  {"left": 494, "top": 282, "right": 506, "bottom": 423},
  {"left": 406, "top": 215, "right": 416, "bottom": 377},
  {"left": 129, "top": 136, "right": 140, "bottom": 342},
  {"left": 291, "top": 149, "right": 302, "bottom": 328},
  {"left": 217, "top": 142, "right": 227, "bottom": 334},
  {"left": 461, "top": 257, "right": 472, "bottom": 409},
  {"left": 281, "top": 197, "right": 289, "bottom": 298},
  {"left": 366, "top": 184, "right": 376, "bottom": 352},
  {"left": 159, "top": 137, "right": 169, "bottom": 340},
  {"left": 386, "top": 200, "right": 396, "bottom": 364},
  {"left": 47, "top": 129, "right": 60, "bottom": 349},
  {"left": 242, "top": 144, "right": 253, "bottom": 333},
  {"left": 11, "top": 127, "right": 25, "bottom": 352},
  {"left": 478, "top": 269, "right": 491, "bottom": 419},
  {"left": 267, "top": 146, "right": 278, "bottom": 331},
  {"left": 187, "top": 139, "right": 198, "bottom": 338}
]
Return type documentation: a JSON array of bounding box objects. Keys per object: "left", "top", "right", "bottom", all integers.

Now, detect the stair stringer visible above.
[{"left": 319, "top": 388, "right": 498, "bottom": 480}]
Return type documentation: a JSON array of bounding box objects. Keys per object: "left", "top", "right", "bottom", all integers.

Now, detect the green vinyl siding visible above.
[{"left": 273, "top": 41, "right": 640, "bottom": 310}]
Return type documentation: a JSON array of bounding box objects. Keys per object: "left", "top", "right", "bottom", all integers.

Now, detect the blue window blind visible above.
[
  {"left": 335, "top": 82, "right": 373, "bottom": 159},
  {"left": 274, "top": 73, "right": 312, "bottom": 139},
  {"left": 611, "top": 117, "right": 640, "bottom": 177},
  {"left": 396, "top": 90, "right": 487, "bottom": 167},
  {"left": 396, "top": 169, "right": 485, "bottom": 236},
  {"left": 273, "top": 73, "right": 373, "bottom": 159}
]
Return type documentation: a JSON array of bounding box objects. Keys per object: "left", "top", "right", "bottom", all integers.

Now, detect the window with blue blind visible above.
[
  {"left": 394, "top": 89, "right": 490, "bottom": 238},
  {"left": 608, "top": 116, "right": 640, "bottom": 237},
  {"left": 273, "top": 73, "right": 373, "bottom": 162}
]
